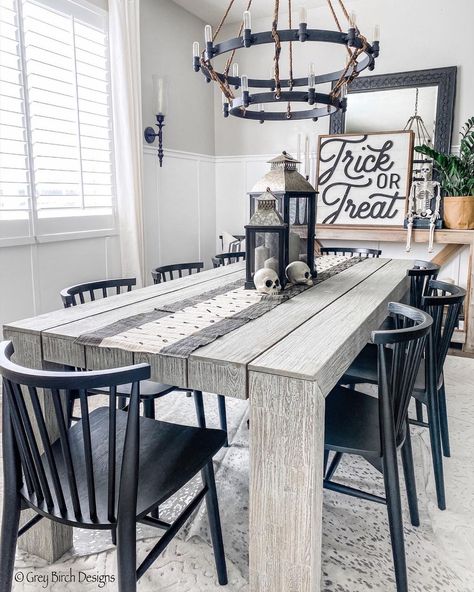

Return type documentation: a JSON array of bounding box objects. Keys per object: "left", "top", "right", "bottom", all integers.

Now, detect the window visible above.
[{"left": 0, "top": 0, "right": 116, "bottom": 243}]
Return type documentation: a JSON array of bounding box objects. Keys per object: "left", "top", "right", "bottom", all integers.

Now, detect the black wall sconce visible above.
[{"left": 144, "top": 76, "right": 166, "bottom": 167}]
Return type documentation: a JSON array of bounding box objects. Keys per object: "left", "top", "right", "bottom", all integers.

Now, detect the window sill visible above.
[{"left": 0, "top": 228, "right": 119, "bottom": 248}]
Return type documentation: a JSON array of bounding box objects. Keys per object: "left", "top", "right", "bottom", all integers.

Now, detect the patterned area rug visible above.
[{"left": 3, "top": 355, "right": 474, "bottom": 591}]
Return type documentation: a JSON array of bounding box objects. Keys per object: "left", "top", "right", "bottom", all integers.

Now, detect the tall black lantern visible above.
[
  {"left": 248, "top": 151, "right": 317, "bottom": 277},
  {"left": 245, "top": 189, "right": 289, "bottom": 290}
]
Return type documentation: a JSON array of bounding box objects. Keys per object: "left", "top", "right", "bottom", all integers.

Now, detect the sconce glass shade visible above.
[{"left": 152, "top": 75, "right": 167, "bottom": 115}]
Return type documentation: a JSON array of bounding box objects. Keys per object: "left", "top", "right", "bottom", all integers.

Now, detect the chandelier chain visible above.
[
  {"left": 326, "top": 0, "right": 352, "bottom": 57},
  {"left": 287, "top": 0, "right": 293, "bottom": 117},
  {"left": 272, "top": 0, "right": 282, "bottom": 99}
]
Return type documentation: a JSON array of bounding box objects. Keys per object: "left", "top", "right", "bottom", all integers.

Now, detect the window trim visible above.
[{"left": 0, "top": 0, "right": 118, "bottom": 247}]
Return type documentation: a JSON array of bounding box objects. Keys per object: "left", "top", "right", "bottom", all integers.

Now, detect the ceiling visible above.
[{"left": 172, "top": 0, "right": 328, "bottom": 25}]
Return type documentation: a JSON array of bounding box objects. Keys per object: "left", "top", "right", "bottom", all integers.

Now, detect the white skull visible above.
[
  {"left": 254, "top": 267, "right": 281, "bottom": 295},
  {"left": 286, "top": 261, "right": 313, "bottom": 286}
]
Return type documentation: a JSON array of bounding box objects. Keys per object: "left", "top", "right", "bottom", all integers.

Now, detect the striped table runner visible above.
[{"left": 75, "top": 256, "right": 364, "bottom": 358}]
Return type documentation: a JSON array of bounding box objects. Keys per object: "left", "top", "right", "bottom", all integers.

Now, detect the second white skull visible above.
[
  {"left": 286, "top": 261, "right": 313, "bottom": 286},
  {"left": 254, "top": 267, "right": 281, "bottom": 295}
]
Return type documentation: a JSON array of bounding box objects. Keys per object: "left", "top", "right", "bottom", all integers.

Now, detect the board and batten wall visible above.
[{"left": 0, "top": 235, "right": 121, "bottom": 337}]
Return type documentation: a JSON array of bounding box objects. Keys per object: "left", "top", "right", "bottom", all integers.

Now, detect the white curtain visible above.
[{"left": 108, "top": 0, "right": 145, "bottom": 286}]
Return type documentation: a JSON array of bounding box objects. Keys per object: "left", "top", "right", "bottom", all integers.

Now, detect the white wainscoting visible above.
[
  {"left": 0, "top": 234, "right": 121, "bottom": 337},
  {"left": 143, "top": 146, "right": 216, "bottom": 283}
]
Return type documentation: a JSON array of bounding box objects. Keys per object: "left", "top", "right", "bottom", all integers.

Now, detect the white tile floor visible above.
[{"left": 1, "top": 354, "right": 473, "bottom": 591}]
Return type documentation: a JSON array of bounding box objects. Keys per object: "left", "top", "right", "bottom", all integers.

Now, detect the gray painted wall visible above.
[{"left": 140, "top": 0, "right": 215, "bottom": 156}]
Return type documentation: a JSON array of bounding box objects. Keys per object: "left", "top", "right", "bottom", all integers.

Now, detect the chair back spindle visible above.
[
  {"left": 61, "top": 278, "right": 136, "bottom": 308},
  {"left": 421, "top": 280, "right": 466, "bottom": 382},
  {"left": 373, "top": 303, "right": 432, "bottom": 445},
  {"left": 0, "top": 341, "right": 150, "bottom": 526},
  {"left": 320, "top": 247, "right": 382, "bottom": 258},
  {"left": 407, "top": 260, "right": 440, "bottom": 309},
  {"left": 151, "top": 262, "right": 204, "bottom": 284},
  {"left": 212, "top": 252, "right": 246, "bottom": 268}
]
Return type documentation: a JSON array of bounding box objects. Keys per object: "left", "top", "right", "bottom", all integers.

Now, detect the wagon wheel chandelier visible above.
[{"left": 192, "top": 0, "right": 380, "bottom": 122}]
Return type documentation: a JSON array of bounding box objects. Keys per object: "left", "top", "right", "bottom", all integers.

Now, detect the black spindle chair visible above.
[
  {"left": 320, "top": 246, "right": 382, "bottom": 258},
  {"left": 339, "top": 279, "right": 465, "bottom": 511},
  {"left": 408, "top": 260, "right": 440, "bottom": 309},
  {"left": 212, "top": 251, "right": 246, "bottom": 268},
  {"left": 60, "top": 278, "right": 230, "bottom": 448},
  {"left": 151, "top": 262, "right": 204, "bottom": 284},
  {"left": 323, "top": 302, "right": 432, "bottom": 592},
  {"left": 0, "top": 342, "right": 227, "bottom": 592},
  {"left": 60, "top": 278, "right": 136, "bottom": 307}
]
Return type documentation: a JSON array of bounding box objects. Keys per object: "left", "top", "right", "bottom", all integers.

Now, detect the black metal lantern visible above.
[
  {"left": 245, "top": 189, "right": 289, "bottom": 290},
  {"left": 248, "top": 151, "right": 317, "bottom": 277}
]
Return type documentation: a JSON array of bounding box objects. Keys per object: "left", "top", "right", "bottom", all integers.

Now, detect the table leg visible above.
[
  {"left": 6, "top": 330, "right": 73, "bottom": 563},
  {"left": 465, "top": 240, "right": 474, "bottom": 354},
  {"left": 249, "top": 371, "right": 325, "bottom": 591}
]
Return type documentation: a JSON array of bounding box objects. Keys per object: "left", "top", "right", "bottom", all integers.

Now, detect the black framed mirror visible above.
[{"left": 330, "top": 67, "right": 457, "bottom": 157}]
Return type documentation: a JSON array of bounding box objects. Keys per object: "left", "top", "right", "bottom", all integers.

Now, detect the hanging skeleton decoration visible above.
[{"left": 405, "top": 163, "right": 441, "bottom": 253}]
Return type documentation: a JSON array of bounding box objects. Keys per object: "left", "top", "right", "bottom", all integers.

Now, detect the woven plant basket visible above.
[{"left": 443, "top": 196, "right": 474, "bottom": 230}]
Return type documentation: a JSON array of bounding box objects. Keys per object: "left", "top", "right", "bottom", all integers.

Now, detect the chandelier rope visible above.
[{"left": 192, "top": 0, "right": 380, "bottom": 122}]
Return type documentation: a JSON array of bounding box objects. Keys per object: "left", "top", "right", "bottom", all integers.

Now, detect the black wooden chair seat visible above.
[
  {"left": 325, "top": 385, "right": 404, "bottom": 457},
  {"left": 96, "top": 381, "right": 175, "bottom": 398},
  {"left": 342, "top": 345, "right": 443, "bottom": 392},
  {"left": 37, "top": 408, "right": 226, "bottom": 525}
]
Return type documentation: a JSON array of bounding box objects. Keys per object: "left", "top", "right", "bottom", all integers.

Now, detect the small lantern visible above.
[
  {"left": 248, "top": 151, "right": 318, "bottom": 277},
  {"left": 245, "top": 188, "right": 289, "bottom": 289}
]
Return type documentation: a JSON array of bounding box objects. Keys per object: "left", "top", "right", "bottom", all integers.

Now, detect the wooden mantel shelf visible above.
[
  {"left": 308, "top": 225, "right": 474, "bottom": 355},
  {"left": 316, "top": 225, "right": 474, "bottom": 245}
]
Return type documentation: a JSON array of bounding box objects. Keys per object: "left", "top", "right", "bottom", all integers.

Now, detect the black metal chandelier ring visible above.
[
  {"left": 199, "top": 29, "right": 377, "bottom": 87},
  {"left": 229, "top": 91, "right": 341, "bottom": 121},
  {"left": 193, "top": 0, "right": 380, "bottom": 122}
]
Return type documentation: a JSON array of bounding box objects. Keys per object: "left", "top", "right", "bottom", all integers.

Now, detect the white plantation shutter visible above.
[
  {"left": 0, "top": 0, "right": 115, "bottom": 242},
  {"left": 0, "top": 0, "right": 30, "bottom": 227}
]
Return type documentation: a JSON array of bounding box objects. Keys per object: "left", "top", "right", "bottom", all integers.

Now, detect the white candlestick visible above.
[
  {"left": 289, "top": 232, "right": 301, "bottom": 263},
  {"left": 255, "top": 245, "right": 270, "bottom": 272},
  {"left": 304, "top": 135, "right": 310, "bottom": 179},
  {"left": 193, "top": 41, "right": 199, "bottom": 57},
  {"left": 296, "top": 132, "right": 302, "bottom": 171},
  {"left": 204, "top": 24, "right": 212, "bottom": 42},
  {"left": 299, "top": 7, "right": 307, "bottom": 24},
  {"left": 264, "top": 257, "right": 279, "bottom": 274},
  {"left": 374, "top": 24, "right": 380, "bottom": 41}
]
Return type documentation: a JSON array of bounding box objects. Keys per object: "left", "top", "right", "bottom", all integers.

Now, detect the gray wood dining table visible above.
[{"left": 3, "top": 257, "right": 410, "bottom": 591}]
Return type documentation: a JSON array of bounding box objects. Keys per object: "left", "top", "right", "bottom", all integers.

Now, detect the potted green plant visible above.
[{"left": 415, "top": 117, "right": 474, "bottom": 230}]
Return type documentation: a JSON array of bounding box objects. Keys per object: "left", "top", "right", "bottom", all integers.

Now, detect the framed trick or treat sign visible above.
[{"left": 316, "top": 131, "right": 414, "bottom": 227}]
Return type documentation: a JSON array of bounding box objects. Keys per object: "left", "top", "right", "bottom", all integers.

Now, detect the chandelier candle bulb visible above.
[
  {"left": 193, "top": 41, "right": 200, "bottom": 71},
  {"left": 241, "top": 74, "right": 250, "bottom": 107},
  {"left": 298, "top": 6, "right": 308, "bottom": 41},
  {"left": 222, "top": 93, "right": 230, "bottom": 117},
  {"left": 204, "top": 24, "right": 213, "bottom": 58},
  {"left": 374, "top": 24, "right": 380, "bottom": 41},
  {"left": 232, "top": 63, "right": 239, "bottom": 88},
  {"left": 308, "top": 63, "right": 316, "bottom": 104},
  {"left": 243, "top": 10, "right": 252, "bottom": 47}
]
